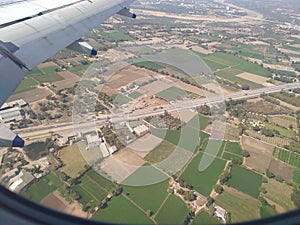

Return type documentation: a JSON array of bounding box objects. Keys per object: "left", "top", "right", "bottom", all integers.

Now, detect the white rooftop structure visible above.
[
  {"left": 0, "top": 107, "right": 23, "bottom": 123},
  {"left": 100, "top": 143, "right": 110, "bottom": 158},
  {"left": 108, "top": 145, "right": 117, "bottom": 154},
  {"left": 0, "top": 99, "right": 27, "bottom": 110},
  {"left": 86, "top": 134, "right": 100, "bottom": 148},
  {"left": 214, "top": 205, "right": 227, "bottom": 223},
  {"left": 133, "top": 124, "right": 149, "bottom": 137}
]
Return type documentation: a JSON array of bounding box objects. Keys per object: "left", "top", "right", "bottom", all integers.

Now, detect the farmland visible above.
[
  {"left": 227, "top": 165, "right": 262, "bottom": 198},
  {"left": 215, "top": 188, "right": 260, "bottom": 223},
  {"left": 101, "top": 30, "right": 133, "bottom": 42},
  {"left": 24, "top": 142, "right": 48, "bottom": 160},
  {"left": 191, "top": 211, "right": 221, "bottom": 225},
  {"left": 242, "top": 136, "right": 274, "bottom": 174},
  {"left": 265, "top": 123, "right": 297, "bottom": 140},
  {"left": 144, "top": 140, "right": 176, "bottom": 163},
  {"left": 181, "top": 153, "right": 226, "bottom": 197},
  {"left": 122, "top": 180, "right": 169, "bottom": 213},
  {"left": 268, "top": 115, "right": 298, "bottom": 130},
  {"left": 155, "top": 194, "right": 189, "bottom": 225},
  {"left": 128, "top": 91, "right": 143, "bottom": 99},
  {"left": 72, "top": 170, "right": 114, "bottom": 208},
  {"left": 156, "top": 86, "right": 187, "bottom": 102},
  {"left": 60, "top": 142, "right": 88, "bottom": 178},
  {"left": 262, "top": 179, "right": 295, "bottom": 212},
  {"left": 93, "top": 195, "right": 153, "bottom": 224},
  {"left": 14, "top": 77, "right": 38, "bottom": 94},
  {"left": 23, "top": 174, "right": 62, "bottom": 202},
  {"left": 273, "top": 147, "right": 300, "bottom": 168},
  {"left": 224, "top": 141, "right": 242, "bottom": 155}
]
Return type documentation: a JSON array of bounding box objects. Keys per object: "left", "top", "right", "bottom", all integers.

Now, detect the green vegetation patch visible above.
[
  {"left": 191, "top": 211, "right": 221, "bottom": 225},
  {"left": 134, "top": 61, "right": 165, "bottom": 71},
  {"left": 68, "top": 65, "right": 90, "bottom": 76},
  {"left": 224, "top": 141, "right": 242, "bottom": 155},
  {"left": 260, "top": 205, "right": 277, "bottom": 218},
  {"left": 155, "top": 194, "right": 189, "bottom": 225},
  {"left": 14, "top": 77, "right": 38, "bottom": 94},
  {"left": 265, "top": 123, "right": 297, "bottom": 139},
  {"left": 181, "top": 153, "right": 226, "bottom": 197},
  {"left": 112, "top": 94, "right": 131, "bottom": 106},
  {"left": 292, "top": 168, "right": 300, "bottom": 186},
  {"left": 222, "top": 151, "right": 243, "bottom": 162},
  {"left": 228, "top": 165, "right": 262, "bottom": 198},
  {"left": 33, "top": 73, "right": 64, "bottom": 83},
  {"left": 72, "top": 170, "right": 113, "bottom": 208},
  {"left": 273, "top": 147, "right": 300, "bottom": 168},
  {"left": 23, "top": 174, "right": 62, "bottom": 202},
  {"left": 101, "top": 30, "right": 133, "bottom": 42},
  {"left": 128, "top": 91, "right": 143, "bottom": 99},
  {"left": 156, "top": 86, "right": 187, "bottom": 102},
  {"left": 145, "top": 140, "right": 176, "bottom": 163},
  {"left": 216, "top": 190, "right": 260, "bottom": 223},
  {"left": 93, "top": 195, "right": 153, "bottom": 224},
  {"left": 186, "top": 114, "right": 210, "bottom": 131},
  {"left": 24, "top": 142, "right": 48, "bottom": 160},
  {"left": 60, "top": 142, "right": 87, "bottom": 178},
  {"left": 262, "top": 179, "right": 295, "bottom": 211},
  {"left": 122, "top": 180, "right": 169, "bottom": 213}
]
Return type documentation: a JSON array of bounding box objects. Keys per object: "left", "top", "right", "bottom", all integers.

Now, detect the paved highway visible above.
[{"left": 16, "top": 82, "right": 300, "bottom": 140}]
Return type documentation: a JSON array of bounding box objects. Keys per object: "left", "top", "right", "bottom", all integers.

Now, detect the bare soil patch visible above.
[
  {"left": 37, "top": 62, "right": 58, "bottom": 69},
  {"left": 41, "top": 191, "right": 88, "bottom": 218},
  {"left": 241, "top": 136, "right": 274, "bottom": 174},
  {"left": 53, "top": 71, "right": 80, "bottom": 91},
  {"left": 128, "top": 134, "right": 163, "bottom": 158},
  {"left": 171, "top": 109, "right": 197, "bottom": 124},
  {"left": 139, "top": 79, "right": 173, "bottom": 96},
  {"left": 236, "top": 72, "right": 268, "bottom": 85},
  {"left": 9, "top": 88, "right": 52, "bottom": 103},
  {"left": 106, "top": 66, "right": 150, "bottom": 90},
  {"left": 113, "top": 148, "right": 145, "bottom": 167},
  {"left": 167, "top": 77, "right": 205, "bottom": 96},
  {"left": 191, "top": 45, "right": 213, "bottom": 54},
  {"left": 268, "top": 159, "right": 293, "bottom": 182}
]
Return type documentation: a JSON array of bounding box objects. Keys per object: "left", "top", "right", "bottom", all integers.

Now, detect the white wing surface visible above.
[{"left": 0, "top": 0, "right": 135, "bottom": 147}]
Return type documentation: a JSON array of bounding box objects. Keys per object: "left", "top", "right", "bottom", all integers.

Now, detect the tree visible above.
[
  {"left": 275, "top": 175, "right": 284, "bottom": 183},
  {"left": 214, "top": 184, "right": 223, "bottom": 194},
  {"left": 206, "top": 197, "right": 214, "bottom": 208},
  {"left": 146, "top": 209, "right": 153, "bottom": 217},
  {"left": 184, "top": 191, "right": 195, "bottom": 201},
  {"left": 241, "top": 150, "right": 250, "bottom": 157},
  {"left": 266, "top": 169, "right": 275, "bottom": 178}
]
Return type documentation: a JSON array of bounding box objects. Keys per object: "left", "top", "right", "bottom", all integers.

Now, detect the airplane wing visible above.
[{"left": 0, "top": 0, "right": 136, "bottom": 147}]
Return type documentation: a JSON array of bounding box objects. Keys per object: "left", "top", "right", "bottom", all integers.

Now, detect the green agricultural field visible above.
[
  {"left": 60, "top": 142, "right": 87, "bottom": 178},
  {"left": 201, "top": 58, "right": 227, "bottom": 72},
  {"left": 265, "top": 123, "right": 297, "bottom": 139},
  {"left": 155, "top": 194, "right": 189, "bottom": 225},
  {"left": 128, "top": 91, "right": 143, "bottom": 99},
  {"left": 292, "top": 168, "right": 300, "bottom": 186},
  {"left": 216, "top": 68, "right": 263, "bottom": 89},
  {"left": 191, "top": 211, "right": 221, "bottom": 225},
  {"left": 201, "top": 139, "right": 225, "bottom": 157},
  {"left": 101, "top": 31, "right": 133, "bottom": 42},
  {"left": 216, "top": 189, "right": 260, "bottom": 223},
  {"left": 145, "top": 140, "right": 176, "bottom": 163},
  {"left": 79, "top": 80, "right": 95, "bottom": 88},
  {"left": 40, "top": 66, "right": 61, "bottom": 74},
  {"left": 68, "top": 65, "right": 90, "bottom": 76},
  {"left": 93, "top": 195, "right": 153, "bottom": 224},
  {"left": 228, "top": 165, "right": 262, "bottom": 198},
  {"left": 112, "top": 94, "right": 131, "bottom": 105},
  {"left": 260, "top": 205, "right": 277, "bottom": 218},
  {"left": 181, "top": 153, "right": 226, "bottom": 197},
  {"left": 222, "top": 151, "right": 243, "bottom": 162},
  {"left": 273, "top": 147, "right": 300, "bottom": 168},
  {"left": 24, "top": 142, "right": 48, "bottom": 160},
  {"left": 122, "top": 180, "right": 169, "bottom": 213},
  {"left": 156, "top": 86, "right": 187, "bottom": 102},
  {"left": 26, "top": 68, "right": 42, "bottom": 77},
  {"left": 187, "top": 114, "right": 210, "bottom": 131},
  {"left": 23, "top": 174, "right": 62, "bottom": 202},
  {"left": 72, "top": 170, "right": 114, "bottom": 207},
  {"left": 224, "top": 141, "right": 242, "bottom": 155},
  {"left": 134, "top": 61, "right": 165, "bottom": 71},
  {"left": 150, "top": 128, "right": 181, "bottom": 146},
  {"left": 262, "top": 179, "right": 295, "bottom": 211},
  {"left": 14, "top": 77, "right": 39, "bottom": 94}
]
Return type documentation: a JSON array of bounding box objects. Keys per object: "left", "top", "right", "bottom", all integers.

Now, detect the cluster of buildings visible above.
[
  {"left": 0, "top": 99, "right": 27, "bottom": 123},
  {"left": 86, "top": 134, "right": 117, "bottom": 158}
]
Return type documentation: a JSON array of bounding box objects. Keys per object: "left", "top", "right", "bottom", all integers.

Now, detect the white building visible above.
[
  {"left": 133, "top": 124, "right": 149, "bottom": 137},
  {"left": 86, "top": 134, "right": 101, "bottom": 148},
  {"left": 108, "top": 145, "right": 117, "bottom": 154},
  {"left": 100, "top": 143, "right": 110, "bottom": 158},
  {"left": 0, "top": 107, "right": 24, "bottom": 123},
  {"left": 214, "top": 205, "right": 227, "bottom": 223}
]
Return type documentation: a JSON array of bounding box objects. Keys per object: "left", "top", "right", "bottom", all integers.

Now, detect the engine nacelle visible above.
[
  {"left": 67, "top": 39, "right": 97, "bottom": 56},
  {"left": 117, "top": 8, "right": 136, "bottom": 19},
  {"left": 0, "top": 124, "right": 24, "bottom": 147}
]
